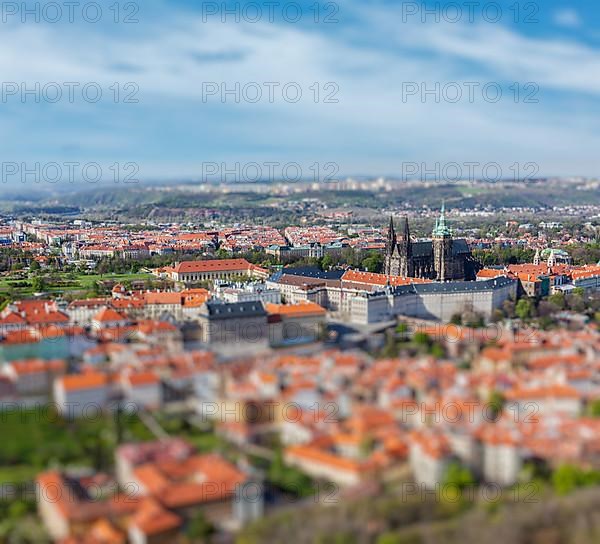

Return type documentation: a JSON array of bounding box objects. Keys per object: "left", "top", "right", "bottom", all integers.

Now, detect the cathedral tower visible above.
[
  {"left": 384, "top": 216, "right": 400, "bottom": 276},
  {"left": 397, "top": 217, "right": 413, "bottom": 277},
  {"left": 432, "top": 202, "right": 453, "bottom": 281}
]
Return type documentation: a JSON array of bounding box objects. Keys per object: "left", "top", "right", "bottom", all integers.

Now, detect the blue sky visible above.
[{"left": 1, "top": 0, "right": 600, "bottom": 184}]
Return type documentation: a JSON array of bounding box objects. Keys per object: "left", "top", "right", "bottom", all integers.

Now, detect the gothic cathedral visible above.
[{"left": 384, "top": 204, "right": 480, "bottom": 281}]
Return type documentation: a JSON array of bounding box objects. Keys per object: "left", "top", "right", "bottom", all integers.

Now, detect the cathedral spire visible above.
[
  {"left": 432, "top": 201, "right": 451, "bottom": 237},
  {"left": 402, "top": 216, "right": 410, "bottom": 241},
  {"left": 387, "top": 216, "right": 396, "bottom": 249}
]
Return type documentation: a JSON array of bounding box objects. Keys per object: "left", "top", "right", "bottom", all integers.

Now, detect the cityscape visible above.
[
  {"left": 2, "top": 0, "right": 600, "bottom": 543},
  {"left": 1, "top": 194, "right": 600, "bottom": 542}
]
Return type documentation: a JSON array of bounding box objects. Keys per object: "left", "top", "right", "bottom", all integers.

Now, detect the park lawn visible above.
[
  {"left": 0, "top": 272, "right": 155, "bottom": 298},
  {"left": 0, "top": 407, "right": 154, "bottom": 474},
  {"left": 74, "top": 272, "right": 155, "bottom": 290},
  {"left": 0, "top": 466, "right": 38, "bottom": 486},
  {"left": 153, "top": 414, "right": 228, "bottom": 453},
  {"left": 188, "top": 432, "right": 228, "bottom": 453}
]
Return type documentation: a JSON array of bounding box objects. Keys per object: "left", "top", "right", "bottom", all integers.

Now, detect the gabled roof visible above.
[
  {"left": 265, "top": 301, "right": 326, "bottom": 317},
  {"left": 0, "top": 312, "right": 26, "bottom": 325},
  {"left": 173, "top": 258, "right": 262, "bottom": 274},
  {"left": 93, "top": 307, "right": 127, "bottom": 323},
  {"left": 342, "top": 269, "right": 432, "bottom": 287},
  {"left": 9, "top": 358, "right": 65, "bottom": 375},
  {"left": 124, "top": 371, "right": 160, "bottom": 387},
  {"left": 60, "top": 373, "right": 109, "bottom": 392},
  {"left": 130, "top": 499, "right": 182, "bottom": 536}
]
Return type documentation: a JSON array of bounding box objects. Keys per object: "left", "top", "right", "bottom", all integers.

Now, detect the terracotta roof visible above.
[
  {"left": 93, "top": 307, "right": 127, "bottom": 323},
  {"left": 476, "top": 268, "right": 505, "bottom": 279},
  {"left": 286, "top": 444, "right": 373, "bottom": 473},
  {"left": 132, "top": 453, "right": 247, "bottom": 509},
  {"left": 0, "top": 312, "right": 27, "bottom": 325},
  {"left": 341, "top": 269, "right": 432, "bottom": 287},
  {"left": 505, "top": 384, "right": 581, "bottom": 400},
  {"left": 60, "top": 373, "right": 108, "bottom": 392},
  {"left": 265, "top": 301, "right": 326, "bottom": 317},
  {"left": 143, "top": 292, "right": 182, "bottom": 305},
  {"left": 84, "top": 518, "right": 125, "bottom": 544},
  {"left": 174, "top": 258, "right": 257, "bottom": 273},
  {"left": 9, "top": 358, "right": 65, "bottom": 375},
  {"left": 130, "top": 499, "right": 181, "bottom": 536},
  {"left": 125, "top": 371, "right": 160, "bottom": 387}
]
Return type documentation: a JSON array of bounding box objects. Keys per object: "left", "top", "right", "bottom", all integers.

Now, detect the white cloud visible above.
[
  {"left": 554, "top": 8, "right": 582, "bottom": 28},
  {"left": 0, "top": 4, "right": 599, "bottom": 176}
]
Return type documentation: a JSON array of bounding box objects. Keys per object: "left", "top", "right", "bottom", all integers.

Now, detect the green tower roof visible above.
[{"left": 432, "top": 201, "right": 452, "bottom": 237}]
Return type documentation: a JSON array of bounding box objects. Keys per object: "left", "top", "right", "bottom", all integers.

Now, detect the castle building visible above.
[{"left": 384, "top": 204, "right": 480, "bottom": 281}]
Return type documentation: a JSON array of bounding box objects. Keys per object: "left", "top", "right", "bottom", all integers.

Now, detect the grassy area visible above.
[
  {"left": 0, "top": 466, "right": 38, "bottom": 486},
  {"left": 153, "top": 414, "right": 230, "bottom": 453},
  {"left": 0, "top": 407, "right": 156, "bottom": 542},
  {"left": 0, "top": 271, "right": 155, "bottom": 299},
  {"left": 0, "top": 407, "right": 154, "bottom": 473},
  {"left": 73, "top": 272, "right": 154, "bottom": 290}
]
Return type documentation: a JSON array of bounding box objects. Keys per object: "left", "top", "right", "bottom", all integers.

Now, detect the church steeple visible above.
[
  {"left": 401, "top": 216, "right": 410, "bottom": 242},
  {"left": 387, "top": 216, "right": 397, "bottom": 251},
  {"left": 384, "top": 216, "right": 402, "bottom": 276},
  {"left": 432, "top": 201, "right": 453, "bottom": 281},
  {"left": 433, "top": 201, "right": 451, "bottom": 237}
]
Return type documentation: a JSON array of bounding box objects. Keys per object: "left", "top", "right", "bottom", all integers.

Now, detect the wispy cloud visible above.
[
  {"left": 554, "top": 8, "right": 582, "bottom": 29},
  {"left": 0, "top": 1, "right": 599, "bottom": 178}
]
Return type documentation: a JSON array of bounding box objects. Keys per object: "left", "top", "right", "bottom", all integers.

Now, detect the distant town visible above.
[{"left": 1, "top": 199, "right": 600, "bottom": 543}]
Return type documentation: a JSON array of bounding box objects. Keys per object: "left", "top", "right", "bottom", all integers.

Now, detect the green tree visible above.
[
  {"left": 376, "top": 535, "right": 404, "bottom": 544},
  {"left": 572, "top": 287, "right": 585, "bottom": 297},
  {"left": 515, "top": 298, "right": 534, "bottom": 320},
  {"left": 429, "top": 343, "right": 445, "bottom": 359},
  {"left": 362, "top": 251, "right": 383, "bottom": 273},
  {"left": 548, "top": 292, "right": 566, "bottom": 310},
  {"left": 552, "top": 464, "right": 581, "bottom": 495},
  {"left": 31, "top": 276, "right": 46, "bottom": 292},
  {"left": 395, "top": 322, "right": 409, "bottom": 335},
  {"left": 413, "top": 332, "right": 431, "bottom": 346},
  {"left": 487, "top": 390, "right": 504, "bottom": 420},
  {"left": 376, "top": 533, "right": 421, "bottom": 544},
  {"left": 381, "top": 330, "right": 399, "bottom": 358},
  {"left": 186, "top": 511, "right": 215, "bottom": 542},
  {"left": 588, "top": 399, "right": 600, "bottom": 417},
  {"left": 567, "top": 293, "right": 586, "bottom": 313},
  {"left": 450, "top": 313, "right": 462, "bottom": 325},
  {"left": 443, "top": 461, "right": 475, "bottom": 490},
  {"left": 320, "top": 254, "right": 334, "bottom": 271}
]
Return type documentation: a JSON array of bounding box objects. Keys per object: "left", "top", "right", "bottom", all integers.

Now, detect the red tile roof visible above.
[
  {"left": 60, "top": 373, "right": 109, "bottom": 392},
  {"left": 174, "top": 258, "right": 258, "bottom": 273},
  {"left": 93, "top": 307, "right": 127, "bottom": 323},
  {"left": 265, "top": 301, "right": 326, "bottom": 317}
]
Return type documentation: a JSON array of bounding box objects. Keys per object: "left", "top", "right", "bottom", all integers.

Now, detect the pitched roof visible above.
[
  {"left": 93, "top": 307, "right": 127, "bottom": 323},
  {"left": 342, "top": 269, "right": 432, "bottom": 287},
  {"left": 174, "top": 258, "right": 256, "bottom": 274},
  {"left": 9, "top": 358, "right": 65, "bottom": 375},
  {"left": 125, "top": 371, "right": 160, "bottom": 387},
  {"left": 60, "top": 373, "right": 109, "bottom": 392},
  {"left": 265, "top": 301, "right": 326, "bottom": 317},
  {"left": 130, "top": 499, "right": 182, "bottom": 536},
  {"left": 202, "top": 301, "right": 266, "bottom": 319},
  {"left": 0, "top": 312, "right": 27, "bottom": 325}
]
